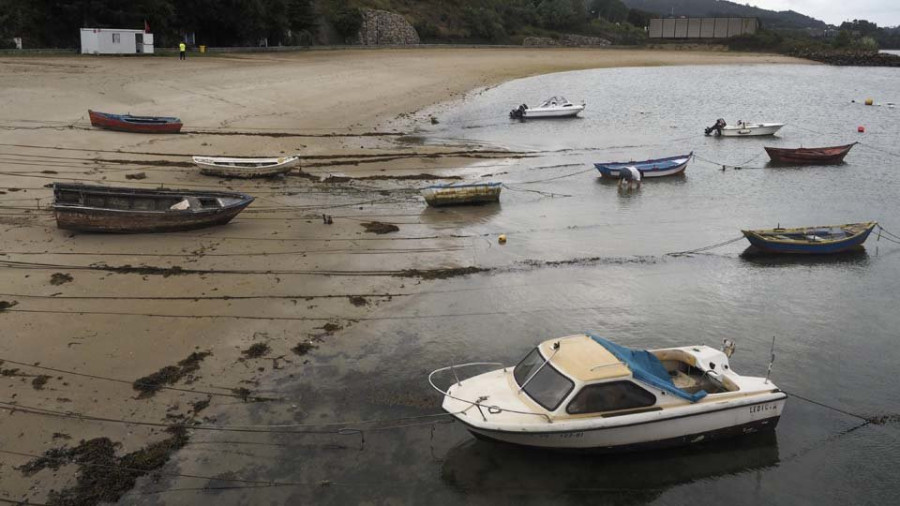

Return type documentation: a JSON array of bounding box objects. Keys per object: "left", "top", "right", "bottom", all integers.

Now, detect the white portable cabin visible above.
[{"left": 80, "top": 28, "right": 154, "bottom": 55}]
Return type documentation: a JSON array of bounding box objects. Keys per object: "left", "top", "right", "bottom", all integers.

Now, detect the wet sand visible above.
[{"left": 0, "top": 47, "right": 808, "bottom": 502}]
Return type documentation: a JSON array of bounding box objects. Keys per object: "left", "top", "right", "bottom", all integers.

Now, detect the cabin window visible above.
[
  {"left": 566, "top": 381, "right": 656, "bottom": 415},
  {"left": 112, "top": 33, "right": 121, "bottom": 44},
  {"left": 513, "top": 348, "right": 574, "bottom": 411}
]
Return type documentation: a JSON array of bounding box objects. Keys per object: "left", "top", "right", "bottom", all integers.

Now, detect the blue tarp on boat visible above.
[{"left": 587, "top": 333, "right": 707, "bottom": 403}]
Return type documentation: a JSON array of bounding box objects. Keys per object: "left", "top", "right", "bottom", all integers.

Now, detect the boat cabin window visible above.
[
  {"left": 566, "top": 381, "right": 656, "bottom": 415},
  {"left": 513, "top": 348, "right": 574, "bottom": 411}
]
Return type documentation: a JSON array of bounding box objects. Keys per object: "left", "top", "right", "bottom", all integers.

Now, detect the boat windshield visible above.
[{"left": 513, "top": 348, "right": 574, "bottom": 411}]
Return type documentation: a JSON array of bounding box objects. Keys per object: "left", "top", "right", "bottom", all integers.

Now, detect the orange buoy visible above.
[{"left": 858, "top": 126, "right": 865, "bottom": 133}]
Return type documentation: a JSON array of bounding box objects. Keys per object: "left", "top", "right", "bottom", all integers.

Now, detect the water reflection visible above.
[
  {"left": 441, "top": 431, "right": 779, "bottom": 504},
  {"left": 739, "top": 247, "right": 871, "bottom": 267},
  {"left": 419, "top": 203, "right": 502, "bottom": 226}
]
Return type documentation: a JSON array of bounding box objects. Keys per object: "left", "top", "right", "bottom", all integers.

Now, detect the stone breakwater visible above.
[
  {"left": 792, "top": 50, "right": 900, "bottom": 67},
  {"left": 523, "top": 34, "right": 611, "bottom": 47},
  {"left": 356, "top": 9, "right": 420, "bottom": 45}
]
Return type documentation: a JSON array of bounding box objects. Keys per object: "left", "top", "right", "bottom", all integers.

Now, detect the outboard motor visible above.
[
  {"left": 509, "top": 104, "right": 527, "bottom": 120},
  {"left": 704, "top": 118, "right": 726, "bottom": 136}
]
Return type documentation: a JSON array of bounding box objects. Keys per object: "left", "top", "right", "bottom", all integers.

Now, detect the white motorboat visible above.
[
  {"left": 421, "top": 182, "right": 502, "bottom": 207},
  {"left": 510, "top": 96, "right": 585, "bottom": 120},
  {"left": 193, "top": 155, "right": 300, "bottom": 178},
  {"left": 705, "top": 119, "right": 784, "bottom": 137},
  {"left": 430, "top": 333, "right": 786, "bottom": 451}
]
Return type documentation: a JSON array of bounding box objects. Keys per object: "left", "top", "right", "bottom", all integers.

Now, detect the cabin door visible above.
[{"left": 135, "top": 33, "right": 144, "bottom": 54}]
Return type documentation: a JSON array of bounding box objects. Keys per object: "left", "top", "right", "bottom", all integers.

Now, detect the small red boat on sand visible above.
[
  {"left": 764, "top": 142, "right": 856, "bottom": 165},
  {"left": 88, "top": 109, "right": 183, "bottom": 134}
]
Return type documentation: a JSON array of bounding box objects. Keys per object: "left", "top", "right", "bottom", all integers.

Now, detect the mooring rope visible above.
[{"left": 665, "top": 236, "right": 745, "bottom": 257}]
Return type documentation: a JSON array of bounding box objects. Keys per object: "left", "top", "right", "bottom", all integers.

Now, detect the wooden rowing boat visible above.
[
  {"left": 88, "top": 110, "right": 183, "bottom": 134},
  {"left": 764, "top": 143, "right": 856, "bottom": 165},
  {"left": 193, "top": 155, "right": 300, "bottom": 178},
  {"left": 51, "top": 183, "right": 253, "bottom": 233},
  {"left": 741, "top": 222, "right": 877, "bottom": 254},
  {"left": 421, "top": 182, "right": 502, "bottom": 207},
  {"left": 594, "top": 153, "right": 692, "bottom": 178}
]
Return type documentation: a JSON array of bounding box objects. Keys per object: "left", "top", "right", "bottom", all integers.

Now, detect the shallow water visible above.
[{"left": 149, "top": 64, "right": 900, "bottom": 504}]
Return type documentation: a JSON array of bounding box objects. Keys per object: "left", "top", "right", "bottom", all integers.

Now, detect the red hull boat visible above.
[
  {"left": 88, "top": 109, "right": 183, "bottom": 134},
  {"left": 764, "top": 142, "right": 856, "bottom": 165}
]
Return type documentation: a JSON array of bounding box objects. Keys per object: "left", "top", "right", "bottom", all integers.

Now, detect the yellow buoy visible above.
[
  {"left": 498, "top": 234, "right": 507, "bottom": 244},
  {"left": 865, "top": 98, "right": 874, "bottom": 106}
]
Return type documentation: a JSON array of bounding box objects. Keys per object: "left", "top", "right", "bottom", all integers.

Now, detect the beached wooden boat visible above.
[
  {"left": 742, "top": 222, "right": 877, "bottom": 254},
  {"left": 88, "top": 109, "right": 183, "bottom": 134},
  {"left": 764, "top": 143, "right": 856, "bottom": 165},
  {"left": 421, "top": 182, "right": 502, "bottom": 207},
  {"left": 594, "top": 152, "right": 692, "bottom": 178},
  {"left": 510, "top": 97, "right": 585, "bottom": 119},
  {"left": 51, "top": 183, "right": 253, "bottom": 233},
  {"left": 193, "top": 155, "right": 300, "bottom": 178},
  {"left": 430, "top": 333, "right": 785, "bottom": 451}
]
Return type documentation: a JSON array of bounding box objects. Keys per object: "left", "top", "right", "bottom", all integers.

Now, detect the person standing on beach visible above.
[{"left": 179, "top": 42, "right": 186, "bottom": 60}]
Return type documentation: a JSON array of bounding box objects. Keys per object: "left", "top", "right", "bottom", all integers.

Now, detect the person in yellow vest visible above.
[{"left": 179, "top": 42, "right": 186, "bottom": 60}]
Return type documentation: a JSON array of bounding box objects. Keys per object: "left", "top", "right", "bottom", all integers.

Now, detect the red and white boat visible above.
[{"left": 88, "top": 109, "right": 183, "bottom": 134}]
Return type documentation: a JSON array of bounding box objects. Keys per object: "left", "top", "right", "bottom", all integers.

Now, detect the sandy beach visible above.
[{"left": 0, "top": 47, "right": 809, "bottom": 502}]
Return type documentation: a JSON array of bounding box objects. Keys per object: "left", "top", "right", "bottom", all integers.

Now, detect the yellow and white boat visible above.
[{"left": 429, "top": 333, "right": 786, "bottom": 451}]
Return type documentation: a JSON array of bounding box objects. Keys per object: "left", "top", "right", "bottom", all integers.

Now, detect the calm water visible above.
[{"left": 147, "top": 65, "right": 900, "bottom": 504}]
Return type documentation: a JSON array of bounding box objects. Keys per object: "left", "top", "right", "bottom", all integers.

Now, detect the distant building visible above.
[
  {"left": 80, "top": 28, "right": 154, "bottom": 55},
  {"left": 648, "top": 18, "right": 759, "bottom": 39}
]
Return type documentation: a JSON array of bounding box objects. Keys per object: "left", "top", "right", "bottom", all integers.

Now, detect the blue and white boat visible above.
[
  {"left": 421, "top": 182, "right": 501, "bottom": 207},
  {"left": 742, "top": 222, "right": 877, "bottom": 254},
  {"left": 594, "top": 152, "right": 692, "bottom": 179}
]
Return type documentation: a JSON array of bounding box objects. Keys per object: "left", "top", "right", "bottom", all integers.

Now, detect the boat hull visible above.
[
  {"left": 194, "top": 156, "right": 300, "bottom": 178},
  {"left": 89, "top": 110, "right": 183, "bottom": 134},
  {"left": 594, "top": 153, "right": 691, "bottom": 179},
  {"left": 54, "top": 206, "right": 249, "bottom": 233},
  {"left": 764, "top": 143, "right": 856, "bottom": 165},
  {"left": 523, "top": 106, "right": 584, "bottom": 119},
  {"left": 742, "top": 222, "right": 876, "bottom": 254},
  {"left": 720, "top": 124, "right": 783, "bottom": 137},
  {"left": 456, "top": 396, "right": 785, "bottom": 451},
  {"left": 52, "top": 184, "right": 253, "bottom": 233},
  {"left": 422, "top": 184, "right": 501, "bottom": 207}
]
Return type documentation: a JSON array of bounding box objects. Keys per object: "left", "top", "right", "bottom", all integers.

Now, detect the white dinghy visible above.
[
  {"left": 510, "top": 96, "right": 585, "bottom": 120},
  {"left": 193, "top": 155, "right": 300, "bottom": 178},
  {"left": 705, "top": 119, "right": 784, "bottom": 137},
  {"left": 430, "top": 333, "right": 786, "bottom": 451}
]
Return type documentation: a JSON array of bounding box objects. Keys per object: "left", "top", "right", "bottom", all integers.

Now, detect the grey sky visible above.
[{"left": 749, "top": 0, "right": 899, "bottom": 26}]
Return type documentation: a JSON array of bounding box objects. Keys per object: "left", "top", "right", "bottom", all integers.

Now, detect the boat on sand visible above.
[
  {"left": 421, "top": 182, "right": 502, "bottom": 207},
  {"left": 51, "top": 183, "right": 253, "bottom": 233},
  {"left": 430, "top": 333, "right": 785, "bottom": 451},
  {"left": 193, "top": 155, "right": 300, "bottom": 178},
  {"left": 88, "top": 110, "right": 183, "bottom": 134}
]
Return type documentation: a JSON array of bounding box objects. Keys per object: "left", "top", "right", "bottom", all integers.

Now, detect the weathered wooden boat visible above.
[
  {"left": 422, "top": 182, "right": 502, "bottom": 207},
  {"left": 706, "top": 119, "right": 783, "bottom": 137},
  {"left": 430, "top": 333, "right": 785, "bottom": 451},
  {"left": 193, "top": 155, "right": 300, "bottom": 178},
  {"left": 594, "top": 152, "right": 692, "bottom": 179},
  {"left": 742, "top": 222, "right": 877, "bottom": 254},
  {"left": 510, "top": 97, "right": 585, "bottom": 119},
  {"left": 764, "top": 143, "right": 856, "bottom": 165},
  {"left": 88, "top": 110, "right": 183, "bottom": 134},
  {"left": 51, "top": 183, "right": 253, "bottom": 233}
]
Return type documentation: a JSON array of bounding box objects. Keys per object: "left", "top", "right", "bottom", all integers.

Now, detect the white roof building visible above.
[{"left": 80, "top": 28, "right": 154, "bottom": 55}]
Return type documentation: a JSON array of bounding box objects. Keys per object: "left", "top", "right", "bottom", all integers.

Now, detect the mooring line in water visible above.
[
  {"left": 665, "top": 236, "right": 745, "bottom": 257},
  {"left": 781, "top": 389, "right": 899, "bottom": 426}
]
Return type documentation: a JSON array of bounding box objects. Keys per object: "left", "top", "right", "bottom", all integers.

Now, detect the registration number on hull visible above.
[
  {"left": 749, "top": 402, "right": 778, "bottom": 414},
  {"left": 536, "top": 432, "right": 584, "bottom": 440}
]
